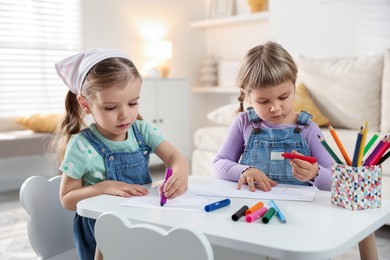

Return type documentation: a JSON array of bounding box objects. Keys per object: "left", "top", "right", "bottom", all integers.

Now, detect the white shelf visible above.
[
  {"left": 192, "top": 86, "right": 239, "bottom": 94},
  {"left": 190, "top": 12, "right": 268, "bottom": 28}
]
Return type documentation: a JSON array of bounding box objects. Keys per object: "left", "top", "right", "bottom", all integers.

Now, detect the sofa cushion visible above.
[
  {"left": 296, "top": 53, "right": 383, "bottom": 131},
  {"left": 293, "top": 83, "right": 328, "bottom": 126},
  {"left": 207, "top": 104, "right": 238, "bottom": 126},
  {"left": 381, "top": 49, "right": 390, "bottom": 132},
  {"left": 193, "top": 126, "right": 229, "bottom": 151},
  {"left": 16, "top": 113, "right": 63, "bottom": 133}
]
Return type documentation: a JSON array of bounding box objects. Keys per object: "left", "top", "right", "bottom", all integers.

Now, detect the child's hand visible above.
[
  {"left": 159, "top": 172, "right": 188, "bottom": 199},
  {"left": 98, "top": 180, "right": 149, "bottom": 197},
  {"left": 289, "top": 150, "right": 319, "bottom": 182},
  {"left": 237, "top": 168, "right": 278, "bottom": 192}
]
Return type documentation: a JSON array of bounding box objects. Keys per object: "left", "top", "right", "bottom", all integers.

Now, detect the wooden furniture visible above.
[
  {"left": 77, "top": 176, "right": 390, "bottom": 260},
  {"left": 95, "top": 211, "right": 214, "bottom": 260},
  {"left": 19, "top": 175, "right": 78, "bottom": 260}
]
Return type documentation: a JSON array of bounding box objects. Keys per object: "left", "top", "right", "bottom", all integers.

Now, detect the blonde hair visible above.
[
  {"left": 51, "top": 57, "right": 142, "bottom": 165},
  {"left": 236, "top": 41, "right": 297, "bottom": 112}
]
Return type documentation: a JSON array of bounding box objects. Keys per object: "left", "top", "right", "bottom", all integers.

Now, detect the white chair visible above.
[
  {"left": 95, "top": 211, "right": 214, "bottom": 260},
  {"left": 19, "top": 175, "right": 79, "bottom": 260}
]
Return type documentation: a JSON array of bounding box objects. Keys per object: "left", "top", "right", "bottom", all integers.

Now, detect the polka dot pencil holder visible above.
[{"left": 331, "top": 163, "right": 382, "bottom": 210}]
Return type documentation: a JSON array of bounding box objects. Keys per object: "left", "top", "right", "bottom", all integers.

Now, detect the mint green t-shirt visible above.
[{"left": 59, "top": 121, "right": 164, "bottom": 186}]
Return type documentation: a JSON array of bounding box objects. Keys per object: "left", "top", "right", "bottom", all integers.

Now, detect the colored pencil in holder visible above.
[
  {"left": 318, "top": 135, "right": 343, "bottom": 164},
  {"left": 327, "top": 122, "right": 352, "bottom": 166}
]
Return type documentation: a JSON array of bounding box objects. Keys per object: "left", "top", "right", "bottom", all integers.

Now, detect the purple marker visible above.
[{"left": 160, "top": 168, "right": 173, "bottom": 206}]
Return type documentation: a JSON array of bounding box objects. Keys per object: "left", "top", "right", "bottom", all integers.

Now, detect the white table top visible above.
[{"left": 77, "top": 176, "right": 390, "bottom": 260}]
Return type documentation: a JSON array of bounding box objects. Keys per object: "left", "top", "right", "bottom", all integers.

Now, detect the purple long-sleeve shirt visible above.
[{"left": 213, "top": 111, "right": 334, "bottom": 191}]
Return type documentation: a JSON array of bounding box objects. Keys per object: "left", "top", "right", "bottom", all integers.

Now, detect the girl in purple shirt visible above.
[{"left": 213, "top": 41, "right": 334, "bottom": 192}]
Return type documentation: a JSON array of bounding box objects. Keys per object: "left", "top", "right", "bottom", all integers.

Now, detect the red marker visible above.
[{"left": 282, "top": 152, "right": 317, "bottom": 164}]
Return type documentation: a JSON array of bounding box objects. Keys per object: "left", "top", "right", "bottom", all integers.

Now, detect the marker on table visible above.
[
  {"left": 245, "top": 201, "right": 264, "bottom": 215},
  {"left": 262, "top": 207, "right": 276, "bottom": 224},
  {"left": 269, "top": 200, "right": 286, "bottom": 223},
  {"left": 204, "top": 198, "right": 231, "bottom": 212},
  {"left": 231, "top": 205, "right": 249, "bottom": 221},
  {"left": 160, "top": 168, "right": 173, "bottom": 206},
  {"left": 281, "top": 152, "right": 317, "bottom": 164},
  {"left": 246, "top": 207, "right": 268, "bottom": 223}
]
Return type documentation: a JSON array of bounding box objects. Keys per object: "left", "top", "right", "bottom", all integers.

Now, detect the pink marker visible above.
[
  {"left": 160, "top": 168, "right": 173, "bottom": 206},
  {"left": 245, "top": 207, "right": 268, "bottom": 223}
]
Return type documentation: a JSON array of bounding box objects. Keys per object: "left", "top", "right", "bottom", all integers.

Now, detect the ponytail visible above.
[{"left": 50, "top": 91, "right": 85, "bottom": 165}]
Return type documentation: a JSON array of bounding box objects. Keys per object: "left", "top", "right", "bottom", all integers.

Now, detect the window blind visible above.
[{"left": 0, "top": 0, "right": 82, "bottom": 116}]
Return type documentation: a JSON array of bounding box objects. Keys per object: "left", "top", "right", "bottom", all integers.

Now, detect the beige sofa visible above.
[{"left": 191, "top": 49, "right": 390, "bottom": 204}]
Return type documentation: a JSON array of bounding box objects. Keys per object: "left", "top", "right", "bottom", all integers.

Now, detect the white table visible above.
[{"left": 77, "top": 176, "right": 390, "bottom": 260}]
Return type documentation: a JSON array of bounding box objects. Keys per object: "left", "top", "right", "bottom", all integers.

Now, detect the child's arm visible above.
[
  {"left": 213, "top": 113, "right": 251, "bottom": 181},
  {"left": 59, "top": 174, "right": 149, "bottom": 211},
  {"left": 154, "top": 141, "right": 189, "bottom": 199},
  {"left": 302, "top": 124, "right": 334, "bottom": 191}
]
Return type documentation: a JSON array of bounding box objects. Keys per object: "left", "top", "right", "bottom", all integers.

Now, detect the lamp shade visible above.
[{"left": 144, "top": 40, "right": 172, "bottom": 61}]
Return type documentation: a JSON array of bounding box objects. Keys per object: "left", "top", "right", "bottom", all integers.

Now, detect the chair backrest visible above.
[
  {"left": 95, "top": 211, "right": 214, "bottom": 260},
  {"left": 19, "top": 175, "right": 77, "bottom": 259}
]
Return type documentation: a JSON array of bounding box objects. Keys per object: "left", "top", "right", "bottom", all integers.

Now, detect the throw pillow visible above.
[
  {"left": 296, "top": 53, "right": 383, "bottom": 131},
  {"left": 381, "top": 49, "right": 390, "bottom": 132},
  {"left": 207, "top": 104, "right": 239, "bottom": 125},
  {"left": 293, "top": 83, "right": 328, "bottom": 126},
  {"left": 16, "top": 113, "right": 63, "bottom": 133}
]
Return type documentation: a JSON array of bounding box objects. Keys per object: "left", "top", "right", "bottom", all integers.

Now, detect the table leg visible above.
[{"left": 358, "top": 233, "right": 378, "bottom": 260}]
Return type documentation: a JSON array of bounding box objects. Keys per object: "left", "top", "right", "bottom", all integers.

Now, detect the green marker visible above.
[{"left": 262, "top": 207, "right": 276, "bottom": 224}]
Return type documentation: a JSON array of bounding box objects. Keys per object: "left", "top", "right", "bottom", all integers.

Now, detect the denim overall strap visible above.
[
  {"left": 247, "top": 107, "right": 261, "bottom": 123},
  {"left": 296, "top": 111, "right": 312, "bottom": 126},
  {"left": 240, "top": 111, "right": 311, "bottom": 186},
  {"left": 75, "top": 125, "right": 152, "bottom": 260},
  {"left": 81, "top": 128, "right": 112, "bottom": 157},
  {"left": 81, "top": 126, "right": 152, "bottom": 184}
]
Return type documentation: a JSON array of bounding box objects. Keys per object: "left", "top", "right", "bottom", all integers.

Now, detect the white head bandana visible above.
[{"left": 55, "top": 49, "right": 131, "bottom": 95}]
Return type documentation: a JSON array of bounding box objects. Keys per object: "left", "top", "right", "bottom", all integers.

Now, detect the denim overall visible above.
[
  {"left": 73, "top": 124, "right": 152, "bottom": 260},
  {"left": 240, "top": 108, "right": 312, "bottom": 186}
]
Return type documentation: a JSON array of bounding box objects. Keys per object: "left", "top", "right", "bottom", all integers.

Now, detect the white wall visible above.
[
  {"left": 81, "top": 0, "right": 390, "bottom": 155},
  {"left": 269, "top": 0, "right": 390, "bottom": 58},
  {"left": 82, "top": 0, "right": 205, "bottom": 81}
]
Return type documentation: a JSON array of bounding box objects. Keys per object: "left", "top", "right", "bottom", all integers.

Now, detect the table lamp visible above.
[{"left": 144, "top": 40, "right": 172, "bottom": 77}]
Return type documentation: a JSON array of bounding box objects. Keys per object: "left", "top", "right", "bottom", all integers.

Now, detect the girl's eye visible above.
[
  {"left": 104, "top": 107, "right": 116, "bottom": 111},
  {"left": 129, "top": 102, "right": 138, "bottom": 106},
  {"left": 257, "top": 100, "right": 268, "bottom": 104},
  {"left": 280, "top": 96, "right": 289, "bottom": 100}
]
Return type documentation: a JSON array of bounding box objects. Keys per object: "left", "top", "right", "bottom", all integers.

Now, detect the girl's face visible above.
[
  {"left": 248, "top": 81, "right": 296, "bottom": 124},
  {"left": 80, "top": 78, "right": 141, "bottom": 141}
]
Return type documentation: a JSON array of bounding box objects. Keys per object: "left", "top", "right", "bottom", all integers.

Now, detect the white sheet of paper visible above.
[
  {"left": 120, "top": 189, "right": 215, "bottom": 212},
  {"left": 190, "top": 179, "right": 317, "bottom": 201},
  {"left": 120, "top": 178, "right": 316, "bottom": 211}
]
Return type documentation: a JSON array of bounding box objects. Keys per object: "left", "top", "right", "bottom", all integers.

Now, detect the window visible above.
[{"left": 0, "top": 0, "right": 82, "bottom": 117}]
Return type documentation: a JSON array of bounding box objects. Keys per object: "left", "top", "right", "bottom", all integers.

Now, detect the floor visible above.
[{"left": 1, "top": 168, "right": 390, "bottom": 260}]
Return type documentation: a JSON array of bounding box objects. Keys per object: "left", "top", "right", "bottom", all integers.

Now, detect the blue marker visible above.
[
  {"left": 269, "top": 200, "right": 286, "bottom": 223},
  {"left": 204, "top": 198, "right": 231, "bottom": 212}
]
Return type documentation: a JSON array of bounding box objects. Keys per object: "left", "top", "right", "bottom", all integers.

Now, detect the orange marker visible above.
[
  {"left": 328, "top": 122, "right": 352, "bottom": 166},
  {"left": 245, "top": 201, "right": 264, "bottom": 215}
]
